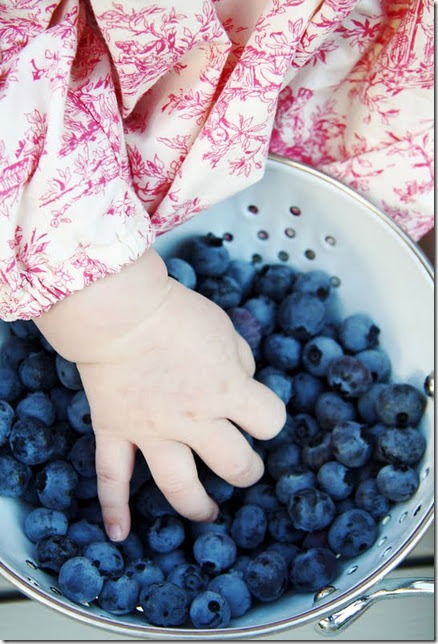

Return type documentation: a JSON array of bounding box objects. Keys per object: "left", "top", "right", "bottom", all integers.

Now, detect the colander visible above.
[{"left": 0, "top": 156, "right": 434, "bottom": 639}]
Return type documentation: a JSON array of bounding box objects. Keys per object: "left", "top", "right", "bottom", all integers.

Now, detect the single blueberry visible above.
[
  {"left": 301, "top": 432, "right": 333, "bottom": 471},
  {"left": 356, "top": 349, "right": 391, "bottom": 383},
  {"left": 278, "top": 292, "right": 327, "bottom": 341},
  {"left": 147, "top": 515, "right": 186, "bottom": 553},
  {"left": 125, "top": 558, "right": 165, "bottom": 588},
  {"left": 0, "top": 366, "right": 23, "bottom": 402},
  {"left": 9, "top": 417, "right": 55, "bottom": 465},
  {"left": 293, "top": 270, "right": 332, "bottom": 302},
  {"left": 266, "top": 442, "right": 301, "bottom": 480},
  {"left": 357, "top": 383, "right": 389, "bottom": 424},
  {"left": 197, "top": 275, "right": 242, "bottom": 309},
  {"left": 24, "top": 508, "right": 68, "bottom": 543},
  {"left": 316, "top": 461, "right": 355, "bottom": 500},
  {"left": 224, "top": 259, "right": 256, "bottom": 296},
  {"left": 199, "top": 469, "right": 234, "bottom": 504},
  {"left": 139, "top": 581, "right": 189, "bottom": 627},
  {"left": 117, "top": 531, "right": 144, "bottom": 563},
  {"left": 328, "top": 509, "right": 378, "bottom": 558},
  {"left": 16, "top": 391, "right": 56, "bottom": 426},
  {"left": 302, "top": 336, "right": 344, "bottom": 377},
  {"left": 208, "top": 570, "right": 252, "bottom": 618},
  {"left": 167, "top": 563, "right": 208, "bottom": 601},
  {"left": 190, "top": 590, "right": 231, "bottom": 628},
  {"left": 253, "top": 264, "right": 295, "bottom": 302},
  {"left": 338, "top": 313, "right": 380, "bottom": 352},
  {"left": 36, "top": 459, "right": 79, "bottom": 510},
  {"left": 266, "top": 542, "right": 300, "bottom": 567},
  {"left": 230, "top": 504, "right": 267, "bottom": 550},
  {"left": 49, "top": 387, "right": 74, "bottom": 422},
  {"left": 193, "top": 532, "right": 237, "bottom": 575},
  {"left": 83, "top": 541, "right": 125, "bottom": 578},
  {"left": 375, "top": 383, "right": 427, "bottom": 428},
  {"left": 18, "top": 350, "right": 58, "bottom": 391},
  {"left": 287, "top": 413, "right": 319, "bottom": 447},
  {"left": 186, "top": 233, "right": 230, "bottom": 277},
  {"left": 289, "top": 372, "right": 325, "bottom": 414},
  {"left": 1, "top": 335, "right": 38, "bottom": 370},
  {"left": 275, "top": 466, "right": 317, "bottom": 504},
  {"left": 256, "top": 366, "right": 293, "bottom": 405},
  {"left": 263, "top": 333, "right": 302, "bottom": 371},
  {"left": 354, "top": 478, "right": 392, "bottom": 520},
  {"left": 331, "top": 421, "right": 372, "bottom": 468},
  {"left": 289, "top": 547, "right": 338, "bottom": 592},
  {"left": 55, "top": 355, "right": 83, "bottom": 390},
  {"left": 244, "top": 550, "right": 288, "bottom": 602},
  {"left": 287, "top": 487, "right": 336, "bottom": 532},
  {"left": 267, "top": 507, "right": 305, "bottom": 544},
  {"left": 67, "top": 391, "right": 93, "bottom": 434},
  {"left": 50, "top": 420, "right": 77, "bottom": 459},
  {"left": 327, "top": 355, "right": 373, "bottom": 398},
  {"left": 243, "top": 482, "right": 280, "bottom": 513},
  {"left": 75, "top": 474, "right": 98, "bottom": 500},
  {"left": 376, "top": 427, "right": 426, "bottom": 466},
  {"left": 376, "top": 464, "right": 420, "bottom": 502},
  {"left": 98, "top": 575, "right": 140, "bottom": 615},
  {"left": 58, "top": 556, "right": 104, "bottom": 603},
  {"left": 68, "top": 434, "right": 96, "bottom": 478},
  {"left": 314, "top": 391, "right": 357, "bottom": 430},
  {"left": 67, "top": 519, "right": 106, "bottom": 547},
  {"left": 243, "top": 295, "right": 277, "bottom": 335},
  {"left": 165, "top": 257, "right": 197, "bottom": 289},
  {"left": 0, "top": 453, "right": 32, "bottom": 497},
  {"left": 9, "top": 319, "right": 40, "bottom": 340},
  {"left": 189, "top": 510, "right": 232, "bottom": 539},
  {"left": 153, "top": 549, "right": 187, "bottom": 577},
  {"left": 135, "top": 483, "right": 178, "bottom": 519},
  {"left": 0, "top": 400, "right": 14, "bottom": 446},
  {"left": 36, "top": 534, "right": 80, "bottom": 573}
]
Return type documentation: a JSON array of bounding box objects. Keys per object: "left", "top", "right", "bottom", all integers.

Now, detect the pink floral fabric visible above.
[{"left": 0, "top": 0, "right": 433, "bottom": 321}]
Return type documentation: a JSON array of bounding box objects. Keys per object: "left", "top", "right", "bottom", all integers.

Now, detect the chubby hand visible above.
[{"left": 35, "top": 248, "right": 286, "bottom": 541}]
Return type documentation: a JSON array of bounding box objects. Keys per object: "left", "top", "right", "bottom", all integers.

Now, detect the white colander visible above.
[{"left": 0, "top": 156, "right": 434, "bottom": 639}]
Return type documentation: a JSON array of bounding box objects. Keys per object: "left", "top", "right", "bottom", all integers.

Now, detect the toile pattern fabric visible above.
[{"left": 0, "top": 0, "right": 433, "bottom": 320}]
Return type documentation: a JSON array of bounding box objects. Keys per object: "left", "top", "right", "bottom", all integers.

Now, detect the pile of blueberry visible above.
[{"left": 0, "top": 232, "right": 429, "bottom": 630}]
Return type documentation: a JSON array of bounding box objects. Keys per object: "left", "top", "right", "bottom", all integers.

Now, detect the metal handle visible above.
[{"left": 316, "top": 577, "right": 434, "bottom": 635}]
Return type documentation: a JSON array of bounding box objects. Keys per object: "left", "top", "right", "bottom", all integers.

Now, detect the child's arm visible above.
[{"left": 35, "top": 247, "right": 286, "bottom": 541}]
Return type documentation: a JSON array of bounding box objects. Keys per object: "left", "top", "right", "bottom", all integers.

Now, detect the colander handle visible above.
[{"left": 316, "top": 577, "right": 434, "bottom": 635}]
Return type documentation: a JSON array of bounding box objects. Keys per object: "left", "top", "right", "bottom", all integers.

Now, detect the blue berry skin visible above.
[
  {"left": 0, "top": 366, "right": 23, "bottom": 402},
  {"left": 256, "top": 366, "right": 292, "bottom": 405},
  {"left": 36, "top": 534, "right": 80, "bottom": 573},
  {"left": 139, "top": 581, "right": 189, "bottom": 627},
  {"left": 302, "top": 529, "right": 329, "bottom": 550},
  {"left": 190, "top": 590, "right": 231, "bottom": 628},
  {"left": 125, "top": 558, "right": 165, "bottom": 588},
  {"left": 55, "top": 355, "right": 82, "bottom": 390},
  {"left": 293, "top": 270, "right": 332, "bottom": 302},
  {"left": 167, "top": 563, "right": 208, "bottom": 601},
  {"left": 200, "top": 469, "right": 234, "bottom": 505},
  {"left": 1, "top": 335, "right": 37, "bottom": 370},
  {"left": 187, "top": 233, "right": 230, "bottom": 277},
  {"left": 198, "top": 275, "right": 242, "bottom": 309},
  {"left": 50, "top": 387, "right": 74, "bottom": 422},
  {"left": 328, "top": 509, "right": 378, "bottom": 558},
  {"left": 253, "top": 264, "right": 295, "bottom": 302},
  {"left": 301, "top": 432, "right": 333, "bottom": 471},
  {"left": 68, "top": 435, "right": 96, "bottom": 478},
  {"left": 147, "top": 515, "right": 186, "bottom": 553},
  {"left": 327, "top": 355, "right": 373, "bottom": 399},
  {"left": 354, "top": 478, "right": 392, "bottom": 520},
  {"left": 356, "top": 349, "right": 391, "bottom": 383},
  {"left": 208, "top": 571, "right": 252, "bottom": 618},
  {"left": 9, "top": 417, "right": 55, "bottom": 465},
  {"left": 278, "top": 292, "right": 327, "bottom": 341},
  {"left": 224, "top": 259, "right": 256, "bottom": 297},
  {"left": 314, "top": 391, "right": 357, "bottom": 431},
  {"left": 0, "top": 453, "right": 31, "bottom": 497},
  {"left": 289, "top": 372, "right": 325, "bottom": 414},
  {"left": 16, "top": 391, "right": 56, "bottom": 426},
  {"left": 75, "top": 475, "right": 98, "bottom": 500},
  {"left": 135, "top": 483, "right": 177, "bottom": 519},
  {"left": 153, "top": 549, "right": 187, "bottom": 577},
  {"left": 230, "top": 504, "right": 267, "bottom": 550},
  {"left": 189, "top": 510, "right": 232, "bottom": 540},
  {"left": 67, "top": 391, "right": 93, "bottom": 434},
  {"left": 302, "top": 336, "right": 344, "bottom": 377},
  {"left": 275, "top": 466, "right": 317, "bottom": 504},
  {"left": 24, "top": 508, "right": 68, "bottom": 543},
  {"left": 36, "top": 459, "right": 79, "bottom": 510},
  {"left": 243, "top": 483, "right": 280, "bottom": 513},
  {"left": 316, "top": 461, "right": 355, "bottom": 500},
  {"left": 266, "top": 542, "right": 300, "bottom": 567},
  {"left": 67, "top": 520, "right": 106, "bottom": 547},
  {"left": 18, "top": 351, "right": 58, "bottom": 392},
  {"left": 9, "top": 319, "right": 40, "bottom": 340},
  {"left": 376, "top": 464, "right": 420, "bottom": 502},
  {"left": 375, "top": 383, "right": 427, "bottom": 428},
  {"left": 50, "top": 421, "right": 76, "bottom": 459},
  {"left": 227, "top": 307, "right": 262, "bottom": 353},
  {"left": 288, "top": 413, "right": 319, "bottom": 447},
  {"left": 0, "top": 400, "right": 14, "bottom": 446},
  {"left": 376, "top": 427, "right": 426, "bottom": 466},
  {"left": 243, "top": 295, "right": 277, "bottom": 335},
  {"left": 267, "top": 508, "right": 305, "bottom": 544},
  {"left": 338, "top": 313, "right": 380, "bottom": 352},
  {"left": 287, "top": 487, "right": 336, "bottom": 532},
  {"left": 331, "top": 421, "right": 372, "bottom": 468},
  {"left": 266, "top": 443, "right": 301, "bottom": 480},
  {"left": 193, "top": 533, "right": 237, "bottom": 575},
  {"left": 58, "top": 556, "right": 104, "bottom": 603},
  {"left": 98, "top": 575, "right": 140, "bottom": 615},
  {"left": 117, "top": 531, "right": 144, "bottom": 563},
  {"left": 263, "top": 333, "right": 301, "bottom": 371},
  {"left": 290, "top": 547, "right": 338, "bottom": 592},
  {"left": 357, "top": 383, "right": 388, "bottom": 424},
  {"left": 83, "top": 541, "right": 124, "bottom": 578},
  {"left": 244, "top": 550, "right": 288, "bottom": 602},
  {"left": 77, "top": 499, "right": 104, "bottom": 526},
  {"left": 165, "top": 257, "right": 197, "bottom": 289}
]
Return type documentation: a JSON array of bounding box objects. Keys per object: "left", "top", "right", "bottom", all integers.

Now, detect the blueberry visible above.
[
  {"left": 75, "top": 475, "right": 98, "bottom": 500},
  {"left": 117, "top": 531, "right": 144, "bottom": 563},
  {"left": 0, "top": 400, "right": 14, "bottom": 446},
  {"left": 376, "top": 464, "right": 420, "bottom": 502},
  {"left": 357, "top": 383, "right": 388, "bottom": 424},
  {"left": 16, "top": 391, "right": 56, "bottom": 426},
  {"left": 0, "top": 366, "right": 23, "bottom": 402},
  {"left": 376, "top": 427, "right": 426, "bottom": 466},
  {"left": 153, "top": 549, "right": 187, "bottom": 576},
  {"left": 256, "top": 366, "right": 293, "bottom": 405},
  {"left": 266, "top": 542, "right": 300, "bottom": 567},
  {"left": 139, "top": 581, "right": 189, "bottom": 626},
  {"left": 197, "top": 275, "right": 242, "bottom": 309},
  {"left": 301, "top": 432, "right": 332, "bottom": 471},
  {"left": 9, "top": 319, "right": 40, "bottom": 340},
  {"left": 190, "top": 590, "right": 231, "bottom": 628},
  {"left": 289, "top": 372, "right": 325, "bottom": 413},
  {"left": 302, "top": 336, "right": 344, "bottom": 377},
  {"left": 125, "top": 558, "right": 165, "bottom": 588},
  {"left": 9, "top": 417, "right": 55, "bottom": 465},
  {"left": 243, "top": 295, "right": 277, "bottom": 335},
  {"left": 230, "top": 504, "right": 267, "bottom": 550},
  {"left": 18, "top": 351, "right": 58, "bottom": 391},
  {"left": 77, "top": 498, "right": 104, "bottom": 525},
  {"left": 257, "top": 412, "right": 295, "bottom": 451},
  {"left": 290, "top": 547, "right": 338, "bottom": 591},
  {"left": 224, "top": 259, "right": 256, "bottom": 296},
  {"left": 244, "top": 550, "right": 288, "bottom": 602},
  {"left": 267, "top": 508, "right": 304, "bottom": 544},
  {"left": 227, "top": 307, "right": 262, "bottom": 352},
  {"left": 302, "top": 529, "right": 329, "bottom": 549},
  {"left": 354, "top": 478, "right": 392, "bottom": 520},
  {"left": 67, "top": 391, "right": 93, "bottom": 434},
  {"left": 55, "top": 355, "right": 82, "bottom": 390},
  {"left": 316, "top": 461, "right": 355, "bottom": 500},
  {"left": 199, "top": 469, "right": 234, "bottom": 505},
  {"left": 135, "top": 483, "right": 177, "bottom": 519},
  {"left": 314, "top": 391, "right": 357, "bottom": 430},
  {"left": 0, "top": 453, "right": 31, "bottom": 497},
  {"left": 68, "top": 435, "right": 96, "bottom": 478},
  {"left": 1, "top": 335, "right": 37, "bottom": 370},
  {"left": 293, "top": 269, "right": 332, "bottom": 301},
  {"left": 375, "top": 383, "right": 427, "bottom": 428},
  {"left": 328, "top": 509, "right": 378, "bottom": 558},
  {"left": 278, "top": 292, "right": 327, "bottom": 341},
  {"left": 50, "top": 420, "right": 76, "bottom": 459},
  {"left": 67, "top": 519, "right": 106, "bottom": 547},
  {"left": 327, "top": 355, "right": 373, "bottom": 399},
  {"left": 49, "top": 387, "right": 74, "bottom": 422},
  {"left": 266, "top": 442, "right": 300, "bottom": 480},
  {"left": 253, "top": 264, "right": 295, "bottom": 302},
  {"left": 287, "top": 487, "right": 336, "bottom": 532},
  {"left": 58, "top": 556, "right": 104, "bottom": 603},
  {"left": 243, "top": 482, "right": 280, "bottom": 513},
  {"left": 98, "top": 575, "right": 140, "bottom": 615},
  {"left": 331, "top": 421, "right": 372, "bottom": 468},
  {"left": 83, "top": 541, "right": 124, "bottom": 578},
  {"left": 165, "top": 257, "right": 197, "bottom": 289},
  {"left": 129, "top": 450, "right": 151, "bottom": 495},
  {"left": 356, "top": 349, "right": 391, "bottom": 383},
  {"left": 338, "top": 313, "right": 380, "bottom": 352},
  {"left": 207, "top": 570, "right": 252, "bottom": 618},
  {"left": 36, "top": 534, "right": 80, "bottom": 573},
  {"left": 24, "top": 508, "right": 68, "bottom": 543},
  {"left": 186, "top": 233, "right": 230, "bottom": 277},
  {"left": 193, "top": 532, "right": 237, "bottom": 575},
  {"left": 275, "top": 466, "right": 316, "bottom": 504},
  {"left": 263, "top": 333, "right": 301, "bottom": 371},
  {"left": 36, "top": 459, "right": 79, "bottom": 510},
  {"left": 147, "top": 515, "right": 186, "bottom": 553},
  {"left": 189, "top": 510, "right": 232, "bottom": 539},
  {"left": 167, "top": 563, "right": 208, "bottom": 601},
  {"left": 287, "top": 413, "right": 319, "bottom": 446}
]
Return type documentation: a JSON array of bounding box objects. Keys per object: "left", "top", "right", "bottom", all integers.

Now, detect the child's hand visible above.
[{"left": 35, "top": 248, "right": 286, "bottom": 541}]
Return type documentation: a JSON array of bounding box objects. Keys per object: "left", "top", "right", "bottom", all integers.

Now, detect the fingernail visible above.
[{"left": 106, "top": 524, "right": 123, "bottom": 542}]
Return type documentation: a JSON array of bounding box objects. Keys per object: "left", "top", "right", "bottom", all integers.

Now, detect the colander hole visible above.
[
  {"left": 421, "top": 467, "right": 430, "bottom": 480},
  {"left": 278, "top": 250, "right": 289, "bottom": 262},
  {"left": 382, "top": 546, "right": 392, "bottom": 558},
  {"left": 289, "top": 206, "right": 301, "bottom": 216},
  {"left": 314, "top": 585, "right": 336, "bottom": 601},
  {"left": 252, "top": 253, "right": 263, "bottom": 264},
  {"left": 347, "top": 565, "right": 358, "bottom": 575},
  {"left": 378, "top": 536, "right": 388, "bottom": 547},
  {"left": 304, "top": 249, "right": 316, "bottom": 260},
  {"left": 381, "top": 514, "right": 391, "bottom": 525},
  {"left": 284, "top": 227, "right": 296, "bottom": 238},
  {"left": 325, "top": 235, "right": 336, "bottom": 246},
  {"left": 413, "top": 504, "right": 422, "bottom": 516},
  {"left": 330, "top": 276, "right": 341, "bottom": 287},
  {"left": 257, "top": 230, "right": 269, "bottom": 240},
  {"left": 248, "top": 205, "right": 259, "bottom": 214},
  {"left": 399, "top": 511, "right": 408, "bottom": 523},
  {"left": 27, "top": 577, "right": 39, "bottom": 588},
  {"left": 26, "top": 559, "right": 38, "bottom": 570},
  {"left": 222, "top": 232, "right": 233, "bottom": 242},
  {"left": 50, "top": 587, "right": 62, "bottom": 595}
]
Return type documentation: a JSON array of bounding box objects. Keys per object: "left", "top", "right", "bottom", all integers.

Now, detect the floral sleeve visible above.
[{"left": 0, "top": 0, "right": 433, "bottom": 321}]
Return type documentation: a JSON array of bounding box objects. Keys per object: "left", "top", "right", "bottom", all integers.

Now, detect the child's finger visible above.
[
  {"left": 141, "top": 439, "right": 218, "bottom": 523},
  {"left": 228, "top": 376, "right": 287, "bottom": 440},
  {"left": 94, "top": 435, "right": 135, "bottom": 542},
  {"left": 235, "top": 333, "right": 256, "bottom": 376}
]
